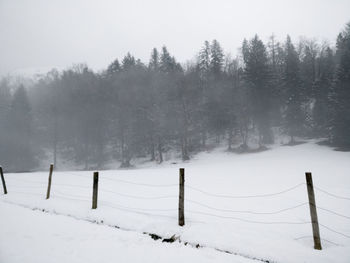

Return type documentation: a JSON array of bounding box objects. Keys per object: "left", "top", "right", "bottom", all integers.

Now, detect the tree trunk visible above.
[
  {"left": 227, "top": 127, "right": 234, "bottom": 151},
  {"left": 53, "top": 113, "right": 58, "bottom": 168},
  {"left": 157, "top": 136, "right": 163, "bottom": 163},
  {"left": 150, "top": 134, "right": 155, "bottom": 161},
  {"left": 201, "top": 128, "right": 206, "bottom": 149},
  {"left": 181, "top": 136, "right": 189, "bottom": 161}
]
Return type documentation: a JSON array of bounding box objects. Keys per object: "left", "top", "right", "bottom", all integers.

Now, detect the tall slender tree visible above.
[
  {"left": 283, "top": 36, "right": 304, "bottom": 143},
  {"left": 243, "top": 35, "right": 273, "bottom": 146}
]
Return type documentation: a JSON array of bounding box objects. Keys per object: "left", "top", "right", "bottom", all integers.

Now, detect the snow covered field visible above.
[{"left": 1, "top": 142, "right": 350, "bottom": 263}]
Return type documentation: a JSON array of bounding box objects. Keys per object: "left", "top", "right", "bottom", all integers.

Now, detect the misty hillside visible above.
[{"left": 1, "top": 23, "right": 350, "bottom": 172}]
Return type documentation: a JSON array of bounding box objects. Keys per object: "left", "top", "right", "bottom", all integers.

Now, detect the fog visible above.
[
  {"left": 1, "top": 0, "right": 349, "bottom": 76},
  {"left": 0, "top": 1, "right": 350, "bottom": 172}
]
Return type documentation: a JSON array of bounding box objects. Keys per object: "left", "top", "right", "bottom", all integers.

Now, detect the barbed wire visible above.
[
  {"left": 6, "top": 184, "right": 45, "bottom": 189},
  {"left": 6, "top": 184, "right": 350, "bottom": 240},
  {"left": 7, "top": 179, "right": 46, "bottom": 184},
  {"left": 61, "top": 171, "right": 178, "bottom": 188},
  {"left": 186, "top": 183, "right": 305, "bottom": 199},
  {"left": 319, "top": 223, "right": 350, "bottom": 239},
  {"left": 186, "top": 199, "right": 308, "bottom": 215},
  {"left": 315, "top": 186, "right": 350, "bottom": 201},
  {"left": 8, "top": 191, "right": 43, "bottom": 196},
  {"left": 99, "top": 188, "right": 177, "bottom": 200},
  {"left": 100, "top": 200, "right": 177, "bottom": 212},
  {"left": 186, "top": 210, "right": 311, "bottom": 225},
  {"left": 53, "top": 182, "right": 91, "bottom": 190},
  {"left": 317, "top": 206, "right": 350, "bottom": 220},
  {"left": 101, "top": 176, "right": 178, "bottom": 188},
  {"left": 51, "top": 193, "right": 89, "bottom": 202},
  {"left": 99, "top": 201, "right": 177, "bottom": 219},
  {"left": 53, "top": 190, "right": 90, "bottom": 200},
  {"left": 58, "top": 172, "right": 90, "bottom": 179},
  {"left": 294, "top": 236, "right": 342, "bottom": 246},
  {"left": 6, "top": 173, "right": 350, "bottom": 238}
]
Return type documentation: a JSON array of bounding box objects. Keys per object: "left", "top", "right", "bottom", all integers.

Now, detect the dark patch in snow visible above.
[
  {"left": 162, "top": 234, "right": 177, "bottom": 243},
  {"left": 147, "top": 233, "right": 162, "bottom": 241}
]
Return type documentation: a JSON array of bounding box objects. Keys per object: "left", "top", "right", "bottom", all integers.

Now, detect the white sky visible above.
[{"left": 0, "top": 0, "right": 349, "bottom": 76}]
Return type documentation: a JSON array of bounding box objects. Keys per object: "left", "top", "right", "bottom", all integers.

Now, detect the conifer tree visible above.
[
  {"left": 283, "top": 35, "right": 304, "bottom": 143},
  {"left": 243, "top": 35, "right": 273, "bottom": 146},
  {"left": 312, "top": 46, "right": 334, "bottom": 136},
  {"left": 210, "top": 39, "right": 224, "bottom": 78},
  {"left": 7, "top": 85, "right": 37, "bottom": 171},
  {"left": 331, "top": 23, "right": 350, "bottom": 148}
]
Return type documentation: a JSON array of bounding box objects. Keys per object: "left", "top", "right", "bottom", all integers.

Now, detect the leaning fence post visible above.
[
  {"left": 46, "top": 164, "right": 54, "bottom": 199},
  {"left": 305, "top": 172, "right": 322, "bottom": 250},
  {"left": 0, "top": 166, "right": 8, "bottom": 194},
  {"left": 92, "top": 171, "right": 99, "bottom": 209},
  {"left": 178, "top": 168, "right": 185, "bottom": 226}
]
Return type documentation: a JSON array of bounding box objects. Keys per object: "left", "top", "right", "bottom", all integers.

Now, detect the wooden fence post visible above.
[
  {"left": 46, "top": 164, "right": 54, "bottom": 199},
  {"left": 178, "top": 168, "right": 185, "bottom": 226},
  {"left": 92, "top": 171, "right": 99, "bottom": 209},
  {"left": 305, "top": 172, "right": 322, "bottom": 250},
  {"left": 0, "top": 166, "right": 7, "bottom": 194}
]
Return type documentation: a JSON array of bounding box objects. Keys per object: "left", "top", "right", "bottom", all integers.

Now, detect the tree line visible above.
[{"left": 0, "top": 23, "right": 349, "bottom": 171}]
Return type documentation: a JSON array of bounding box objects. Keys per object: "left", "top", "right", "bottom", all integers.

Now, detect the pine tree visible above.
[
  {"left": 331, "top": 23, "right": 350, "bottom": 148},
  {"left": 210, "top": 39, "right": 224, "bottom": 78},
  {"left": 160, "top": 46, "right": 181, "bottom": 74},
  {"left": 122, "top": 53, "right": 136, "bottom": 70},
  {"left": 149, "top": 48, "right": 160, "bottom": 72},
  {"left": 196, "top": 41, "right": 212, "bottom": 148},
  {"left": 8, "top": 85, "right": 37, "bottom": 171},
  {"left": 243, "top": 35, "right": 273, "bottom": 146},
  {"left": 267, "top": 35, "right": 284, "bottom": 126},
  {"left": 300, "top": 40, "right": 318, "bottom": 98},
  {"left": 198, "top": 40, "right": 211, "bottom": 78},
  {"left": 312, "top": 46, "right": 334, "bottom": 136},
  {"left": 283, "top": 35, "right": 304, "bottom": 143},
  {"left": 0, "top": 78, "right": 12, "bottom": 168},
  {"left": 107, "top": 59, "right": 121, "bottom": 75}
]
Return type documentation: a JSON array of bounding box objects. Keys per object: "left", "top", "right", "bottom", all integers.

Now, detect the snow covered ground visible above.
[
  {"left": 0, "top": 202, "right": 252, "bottom": 263},
  {"left": 1, "top": 142, "right": 350, "bottom": 263}
]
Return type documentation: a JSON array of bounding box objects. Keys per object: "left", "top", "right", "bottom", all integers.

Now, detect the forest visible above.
[{"left": 0, "top": 23, "right": 349, "bottom": 172}]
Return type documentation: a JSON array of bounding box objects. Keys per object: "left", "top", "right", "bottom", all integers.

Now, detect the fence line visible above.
[
  {"left": 99, "top": 201, "right": 177, "bottom": 219},
  {"left": 316, "top": 206, "right": 350, "bottom": 220},
  {"left": 7, "top": 174, "right": 350, "bottom": 221},
  {"left": 186, "top": 183, "right": 305, "bottom": 199},
  {"left": 3, "top": 167, "right": 350, "bottom": 248},
  {"left": 101, "top": 176, "right": 178, "bottom": 188},
  {"left": 186, "top": 210, "right": 311, "bottom": 225},
  {"left": 8, "top": 179, "right": 47, "bottom": 184},
  {"left": 9, "top": 191, "right": 43, "bottom": 196},
  {"left": 186, "top": 199, "right": 309, "bottom": 215},
  {"left": 6, "top": 184, "right": 45, "bottom": 189},
  {"left": 62, "top": 171, "right": 179, "bottom": 187},
  {"left": 319, "top": 223, "right": 350, "bottom": 239},
  {"left": 53, "top": 190, "right": 90, "bottom": 200},
  {"left": 6, "top": 174, "right": 350, "bottom": 221},
  {"left": 99, "top": 188, "right": 177, "bottom": 200},
  {"left": 294, "top": 236, "right": 342, "bottom": 246},
  {"left": 100, "top": 200, "right": 177, "bottom": 212},
  {"left": 52, "top": 193, "right": 90, "bottom": 203},
  {"left": 314, "top": 186, "right": 350, "bottom": 200}
]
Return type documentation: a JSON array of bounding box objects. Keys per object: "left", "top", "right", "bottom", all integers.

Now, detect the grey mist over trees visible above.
[{"left": 1, "top": 24, "right": 350, "bottom": 172}]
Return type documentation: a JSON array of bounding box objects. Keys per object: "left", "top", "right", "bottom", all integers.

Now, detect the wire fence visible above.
[
  {"left": 186, "top": 183, "right": 306, "bottom": 199},
  {"left": 314, "top": 186, "right": 350, "bottom": 201},
  {"left": 2, "top": 169, "right": 350, "bottom": 247}
]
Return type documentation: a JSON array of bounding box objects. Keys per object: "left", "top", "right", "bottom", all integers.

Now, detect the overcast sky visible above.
[{"left": 0, "top": 0, "right": 349, "bottom": 77}]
